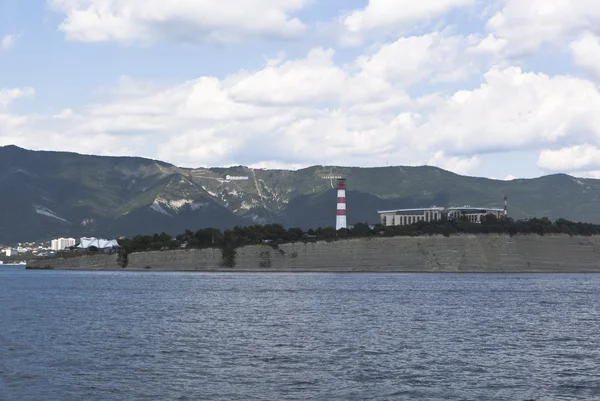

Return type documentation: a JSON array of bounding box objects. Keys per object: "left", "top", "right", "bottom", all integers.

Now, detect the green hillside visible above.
[{"left": 0, "top": 145, "right": 598, "bottom": 244}]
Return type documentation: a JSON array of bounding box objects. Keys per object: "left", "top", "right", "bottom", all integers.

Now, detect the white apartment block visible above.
[{"left": 51, "top": 237, "right": 76, "bottom": 251}]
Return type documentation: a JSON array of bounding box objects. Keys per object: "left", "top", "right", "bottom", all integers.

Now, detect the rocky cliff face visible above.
[{"left": 27, "top": 234, "right": 600, "bottom": 272}]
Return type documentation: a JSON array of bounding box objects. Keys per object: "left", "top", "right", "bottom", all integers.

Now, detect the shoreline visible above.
[
  {"left": 26, "top": 234, "right": 600, "bottom": 273},
  {"left": 25, "top": 266, "right": 600, "bottom": 273}
]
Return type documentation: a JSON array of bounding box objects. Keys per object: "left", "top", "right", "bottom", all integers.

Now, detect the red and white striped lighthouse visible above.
[
  {"left": 503, "top": 195, "right": 508, "bottom": 218},
  {"left": 336, "top": 178, "right": 347, "bottom": 230}
]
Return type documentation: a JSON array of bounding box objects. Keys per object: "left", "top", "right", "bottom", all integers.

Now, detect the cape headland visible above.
[
  {"left": 5, "top": 145, "right": 600, "bottom": 246},
  {"left": 26, "top": 234, "right": 600, "bottom": 273}
]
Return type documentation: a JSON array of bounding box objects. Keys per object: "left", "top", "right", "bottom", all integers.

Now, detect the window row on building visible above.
[
  {"left": 380, "top": 207, "right": 445, "bottom": 227},
  {"left": 378, "top": 206, "right": 505, "bottom": 227}
]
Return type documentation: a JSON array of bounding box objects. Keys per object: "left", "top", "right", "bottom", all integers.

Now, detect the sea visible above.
[{"left": 1, "top": 267, "right": 600, "bottom": 400}]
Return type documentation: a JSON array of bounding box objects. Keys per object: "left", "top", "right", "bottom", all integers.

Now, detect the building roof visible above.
[
  {"left": 378, "top": 207, "right": 445, "bottom": 214},
  {"left": 77, "top": 238, "right": 120, "bottom": 249},
  {"left": 447, "top": 206, "right": 505, "bottom": 212}
]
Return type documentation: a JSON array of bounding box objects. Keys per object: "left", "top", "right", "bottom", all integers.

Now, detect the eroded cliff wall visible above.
[{"left": 26, "top": 234, "right": 600, "bottom": 272}]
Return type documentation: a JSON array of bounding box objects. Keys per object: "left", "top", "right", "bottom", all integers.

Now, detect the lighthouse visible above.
[{"left": 336, "top": 178, "right": 347, "bottom": 230}]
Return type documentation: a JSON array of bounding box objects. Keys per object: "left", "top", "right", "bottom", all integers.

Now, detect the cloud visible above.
[
  {"left": 466, "top": 34, "right": 508, "bottom": 56},
  {"left": 227, "top": 32, "right": 486, "bottom": 109},
  {"left": 489, "top": 174, "right": 518, "bottom": 181},
  {"left": 6, "top": 20, "right": 600, "bottom": 179},
  {"left": 8, "top": 50, "right": 600, "bottom": 177},
  {"left": 248, "top": 160, "right": 312, "bottom": 170},
  {"left": 227, "top": 48, "right": 350, "bottom": 106},
  {"left": 538, "top": 145, "right": 600, "bottom": 172},
  {"left": 570, "top": 32, "right": 600, "bottom": 79},
  {"left": 417, "top": 66, "right": 600, "bottom": 155},
  {"left": 338, "top": 0, "right": 476, "bottom": 44},
  {"left": 0, "top": 64, "right": 426, "bottom": 171},
  {"left": 571, "top": 170, "right": 600, "bottom": 179},
  {"left": 355, "top": 32, "right": 485, "bottom": 86},
  {"left": 0, "top": 88, "right": 35, "bottom": 109},
  {"left": 427, "top": 151, "right": 480, "bottom": 175},
  {"left": 1, "top": 34, "right": 16, "bottom": 50},
  {"left": 487, "top": 0, "right": 600, "bottom": 55},
  {"left": 48, "top": 0, "right": 311, "bottom": 44}
]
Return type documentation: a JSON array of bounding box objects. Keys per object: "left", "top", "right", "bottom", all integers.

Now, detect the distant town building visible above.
[
  {"left": 51, "top": 237, "right": 76, "bottom": 251},
  {"left": 5, "top": 248, "right": 18, "bottom": 257},
  {"left": 447, "top": 206, "right": 504, "bottom": 223},
  {"left": 378, "top": 207, "right": 445, "bottom": 226},
  {"left": 77, "top": 237, "right": 120, "bottom": 252}
]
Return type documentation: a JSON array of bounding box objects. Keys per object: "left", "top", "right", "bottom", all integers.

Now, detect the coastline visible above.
[
  {"left": 26, "top": 234, "right": 600, "bottom": 273},
  {"left": 24, "top": 267, "right": 600, "bottom": 273}
]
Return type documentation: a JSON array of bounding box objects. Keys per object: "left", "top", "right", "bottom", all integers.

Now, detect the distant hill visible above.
[{"left": 1, "top": 145, "right": 599, "bottom": 244}]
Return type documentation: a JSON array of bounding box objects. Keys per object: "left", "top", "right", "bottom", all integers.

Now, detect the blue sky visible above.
[{"left": 2, "top": 0, "right": 600, "bottom": 180}]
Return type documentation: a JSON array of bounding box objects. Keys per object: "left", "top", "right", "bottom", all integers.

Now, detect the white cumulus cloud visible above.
[
  {"left": 0, "top": 88, "right": 35, "bottom": 109},
  {"left": 570, "top": 32, "right": 600, "bottom": 79},
  {"left": 538, "top": 145, "right": 600, "bottom": 172},
  {"left": 417, "top": 66, "right": 600, "bottom": 155},
  {"left": 339, "top": 0, "right": 476, "bottom": 44},
  {"left": 1, "top": 34, "right": 16, "bottom": 50},
  {"left": 7, "top": 50, "right": 600, "bottom": 177},
  {"left": 487, "top": 0, "right": 600, "bottom": 55},
  {"left": 48, "top": 0, "right": 311, "bottom": 44},
  {"left": 427, "top": 151, "right": 481, "bottom": 175},
  {"left": 227, "top": 48, "right": 350, "bottom": 106},
  {"left": 8, "top": 2, "right": 600, "bottom": 179},
  {"left": 355, "top": 32, "right": 484, "bottom": 87},
  {"left": 226, "top": 32, "right": 482, "bottom": 108}
]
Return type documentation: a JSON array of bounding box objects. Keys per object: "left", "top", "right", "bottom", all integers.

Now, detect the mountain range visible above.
[{"left": 1, "top": 145, "right": 599, "bottom": 244}]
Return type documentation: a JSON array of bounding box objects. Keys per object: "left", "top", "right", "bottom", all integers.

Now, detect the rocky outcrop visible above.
[{"left": 26, "top": 234, "right": 600, "bottom": 272}]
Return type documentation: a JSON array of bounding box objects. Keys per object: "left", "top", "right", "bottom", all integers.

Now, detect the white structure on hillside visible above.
[
  {"left": 51, "top": 237, "right": 76, "bottom": 251},
  {"left": 5, "top": 249, "right": 18, "bottom": 257},
  {"left": 378, "top": 207, "right": 445, "bottom": 226},
  {"left": 77, "top": 237, "right": 120, "bottom": 251}
]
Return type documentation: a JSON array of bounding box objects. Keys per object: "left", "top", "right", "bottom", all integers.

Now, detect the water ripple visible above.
[{"left": 1, "top": 270, "right": 600, "bottom": 400}]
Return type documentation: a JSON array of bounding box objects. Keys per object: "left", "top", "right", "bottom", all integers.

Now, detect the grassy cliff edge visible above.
[{"left": 26, "top": 234, "right": 600, "bottom": 273}]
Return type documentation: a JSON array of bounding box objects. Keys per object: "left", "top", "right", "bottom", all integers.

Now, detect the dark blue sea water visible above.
[{"left": 1, "top": 268, "right": 600, "bottom": 400}]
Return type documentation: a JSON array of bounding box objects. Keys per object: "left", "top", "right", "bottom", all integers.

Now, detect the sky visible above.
[{"left": 2, "top": 0, "right": 600, "bottom": 180}]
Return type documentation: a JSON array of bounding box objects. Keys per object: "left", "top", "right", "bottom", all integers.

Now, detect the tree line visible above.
[{"left": 118, "top": 215, "right": 600, "bottom": 255}]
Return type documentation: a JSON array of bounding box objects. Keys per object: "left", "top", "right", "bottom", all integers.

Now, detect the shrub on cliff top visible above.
[{"left": 118, "top": 216, "right": 600, "bottom": 255}]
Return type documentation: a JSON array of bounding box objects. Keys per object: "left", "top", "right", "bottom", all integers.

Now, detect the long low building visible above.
[
  {"left": 447, "top": 206, "right": 505, "bottom": 223},
  {"left": 378, "top": 207, "right": 445, "bottom": 226},
  {"left": 378, "top": 205, "right": 506, "bottom": 226}
]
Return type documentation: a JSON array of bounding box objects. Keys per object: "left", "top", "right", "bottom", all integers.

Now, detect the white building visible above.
[
  {"left": 378, "top": 207, "right": 445, "bottom": 226},
  {"left": 447, "top": 206, "right": 505, "bottom": 223},
  {"left": 5, "top": 249, "right": 18, "bottom": 257},
  {"left": 378, "top": 205, "right": 506, "bottom": 226},
  {"left": 51, "top": 238, "right": 76, "bottom": 251},
  {"left": 77, "top": 237, "right": 120, "bottom": 251}
]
